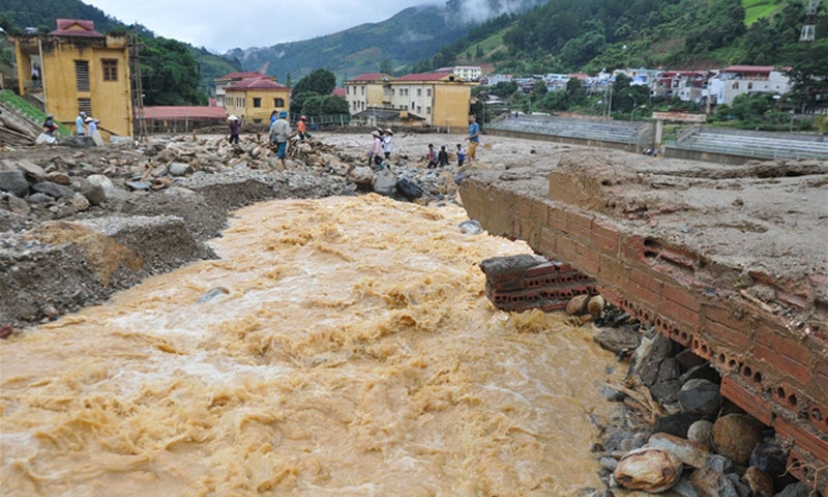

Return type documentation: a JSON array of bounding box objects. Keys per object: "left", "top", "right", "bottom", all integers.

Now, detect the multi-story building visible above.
[
  {"left": 12, "top": 19, "right": 133, "bottom": 138},
  {"left": 344, "top": 72, "right": 476, "bottom": 127},
  {"left": 436, "top": 65, "right": 482, "bottom": 82},
  {"left": 652, "top": 70, "right": 711, "bottom": 103},
  {"left": 223, "top": 76, "right": 290, "bottom": 126},
  {"left": 214, "top": 71, "right": 267, "bottom": 108},
  {"left": 706, "top": 65, "right": 791, "bottom": 106},
  {"left": 344, "top": 73, "right": 392, "bottom": 115}
]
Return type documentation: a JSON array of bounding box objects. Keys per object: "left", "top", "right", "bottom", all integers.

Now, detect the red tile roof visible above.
[
  {"left": 396, "top": 73, "right": 456, "bottom": 82},
  {"left": 50, "top": 19, "right": 104, "bottom": 38},
  {"left": 723, "top": 65, "right": 776, "bottom": 74},
  {"left": 225, "top": 78, "right": 288, "bottom": 91},
  {"left": 349, "top": 73, "right": 392, "bottom": 82},
  {"left": 217, "top": 71, "right": 266, "bottom": 80},
  {"left": 140, "top": 106, "right": 228, "bottom": 120},
  {"left": 332, "top": 87, "right": 347, "bottom": 98}
]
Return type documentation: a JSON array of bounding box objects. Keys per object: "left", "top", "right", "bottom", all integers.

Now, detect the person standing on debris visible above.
[
  {"left": 85, "top": 116, "right": 98, "bottom": 137},
  {"left": 383, "top": 129, "right": 393, "bottom": 160},
  {"left": 371, "top": 130, "right": 385, "bottom": 168},
  {"left": 269, "top": 110, "right": 278, "bottom": 128},
  {"left": 465, "top": 114, "right": 480, "bottom": 163},
  {"left": 297, "top": 115, "right": 309, "bottom": 141},
  {"left": 426, "top": 144, "right": 438, "bottom": 169},
  {"left": 438, "top": 145, "right": 449, "bottom": 168},
  {"left": 43, "top": 114, "right": 57, "bottom": 135},
  {"left": 75, "top": 111, "right": 86, "bottom": 136},
  {"left": 269, "top": 110, "right": 292, "bottom": 168},
  {"left": 227, "top": 115, "right": 240, "bottom": 145},
  {"left": 456, "top": 143, "right": 466, "bottom": 168}
]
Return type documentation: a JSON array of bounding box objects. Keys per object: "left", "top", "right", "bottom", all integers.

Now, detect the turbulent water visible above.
[{"left": 1, "top": 195, "right": 622, "bottom": 496}]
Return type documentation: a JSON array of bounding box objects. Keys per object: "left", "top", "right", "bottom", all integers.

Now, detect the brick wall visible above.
[{"left": 460, "top": 177, "right": 828, "bottom": 491}]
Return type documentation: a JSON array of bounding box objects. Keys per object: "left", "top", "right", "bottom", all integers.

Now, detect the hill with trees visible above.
[
  {"left": 225, "top": 0, "right": 551, "bottom": 82},
  {"left": 0, "top": 0, "right": 242, "bottom": 105}
]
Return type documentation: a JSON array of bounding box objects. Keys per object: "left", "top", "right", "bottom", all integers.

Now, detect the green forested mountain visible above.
[
  {"left": 417, "top": 0, "right": 828, "bottom": 75},
  {"left": 225, "top": 0, "right": 551, "bottom": 82},
  {"left": 0, "top": 0, "right": 242, "bottom": 104}
]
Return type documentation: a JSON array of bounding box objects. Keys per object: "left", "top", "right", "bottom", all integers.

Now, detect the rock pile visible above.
[{"left": 587, "top": 306, "right": 810, "bottom": 497}]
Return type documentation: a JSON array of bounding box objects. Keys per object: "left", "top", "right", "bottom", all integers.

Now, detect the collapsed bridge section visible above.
[{"left": 460, "top": 149, "right": 828, "bottom": 492}]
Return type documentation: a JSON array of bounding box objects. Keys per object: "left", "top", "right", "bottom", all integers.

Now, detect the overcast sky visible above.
[{"left": 85, "top": 0, "right": 443, "bottom": 53}]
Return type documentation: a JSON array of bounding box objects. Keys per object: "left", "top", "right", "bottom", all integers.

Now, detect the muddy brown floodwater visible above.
[{"left": 1, "top": 195, "right": 623, "bottom": 496}]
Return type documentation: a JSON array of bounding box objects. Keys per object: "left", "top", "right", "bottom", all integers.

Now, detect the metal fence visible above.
[
  {"left": 488, "top": 115, "right": 648, "bottom": 147},
  {"left": 664, "top": 139, "right": 828, "bottom": 160}
]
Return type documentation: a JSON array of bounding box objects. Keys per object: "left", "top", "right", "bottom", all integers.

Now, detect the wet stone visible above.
[
  {"left": 593, "top": 327, "right": 641, "bottom": 355},
  {"left": 712, "top": 414, "right": 764, "bottom": 466},
  {"left": 32, "top": 181, "right": 76, "bottom": 199},
  {"left": 687, "top": 420, "right": 715, "bottom": 450},
  {"left": 678, "top": 379, "right": 722, "bottom": 417},
  {"left": 653, "top": 412, "right": 703, "bottom": 438},
  {"left": 0, "top": 170, "right": 30, "bottom": 198},
  {"left": 7, "top": 195, "right": 30, "bottom": 216},
  {"left": 614, "top": 447, "right": 683, "bottom": 493}
]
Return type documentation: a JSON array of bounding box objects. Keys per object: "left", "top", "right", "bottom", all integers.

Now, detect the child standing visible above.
[
  {"left": 437, "top": 145, "right": 449, "bottom": 168},
  {"left": 456, "top": 144, "right": 466, "bottom": 168},
  {"left": 427, "top": 144, "right": 438, "bottom": 169}
]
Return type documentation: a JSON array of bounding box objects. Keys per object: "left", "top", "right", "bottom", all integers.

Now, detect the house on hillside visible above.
[
  {"left": 652, "top": 70, "right": 712, "bottom": 103},
  {"left": 436, "top": 65, "right": 482, "bottom": 82},
  {"left": 214, "top": 71, "right": 268, "bottom": 108},
  {"left": 223, "top": 76, "right": 290, "bottom": 126},
  {"left": 706, "top": 65, "right": 791, "bottom": 106},
  {"left": 11, "top": 19, "right": 133, "bottom": 138}
]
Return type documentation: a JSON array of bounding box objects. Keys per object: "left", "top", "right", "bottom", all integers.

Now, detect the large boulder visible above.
[
  {"left": 0, "top": 170, "right": 29, "bottom": 198},
  {"left": 32, "top": 181, "right": 76, "bottom": 199},
  {"left": 168, "top": 162, "right": 192, "bottom": 177},
  {"left": 372, "top": 170, "right": 396, "bottom": 196},
  {"left": 712, "top": 414, "right": 764, "bottom": 466},
  {"left": 349, "top": 166, "right": 374, "bottom": 185},
  {"left": 687, "top": 420, "right": 715, "bottom": 450},
  {"left": 678, "top": 379, "right": 722, "bottom": 417},
  {"left": 688, "top": 467, "right": 750, "bottom": 497},
  {"left": 614, "top": 447, "right": 683, "bottom": 493},
  {"left": 71, "top": 178, "right": 106, "bottom": 206}
]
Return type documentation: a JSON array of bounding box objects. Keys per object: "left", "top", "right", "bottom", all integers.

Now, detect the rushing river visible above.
[{"left": 1, "top": 195, "right": 623, "bottom": 496}]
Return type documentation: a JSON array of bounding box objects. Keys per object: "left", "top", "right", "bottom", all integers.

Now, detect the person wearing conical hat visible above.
[
  {"left": 227, "top": 115, "right": 240, "bottom": 145},
  {"left": 382, "top": 128, "right": 393, "bottom": 161}
]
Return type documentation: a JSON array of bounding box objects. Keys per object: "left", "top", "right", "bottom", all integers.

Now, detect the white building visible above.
[
  {"left": 706, "top": 65, "right": 791, "bottom": 106},
  {"left": 436, "top": 65, "right": 482, "bottom": 82}
]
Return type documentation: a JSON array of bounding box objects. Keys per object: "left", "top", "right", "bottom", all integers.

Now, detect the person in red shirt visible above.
[{"left": 297, "top": 115, "right": 308, "bottom": 140}]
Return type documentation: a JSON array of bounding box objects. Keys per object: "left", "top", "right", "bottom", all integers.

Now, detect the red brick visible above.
[
  {"left": 817, "top": 365, "right": 828, "bottom": 403},
  {"left": 720, "top": 377, "right": 774, "bottom": 426},
  {"left": 705, "top": 304, "right": 749, "bottom": 331},
  {"left": 663, "top": 283, "right": 701, "bottom": 312},
  {"left": 593, "top": 219, "right": 620, "bottom": 241},
  {"left": 557, "top": 236, "right": 577, "bottom": 261},
  {"left": 629, "top": 283, "right": 660, "bottom": 308},
  {"left": 597, "top": 286, "right": 623, "bottom": 307},
  {"left": 629, "top": 268, "right": 663, "bottom": 294},
  {"left": 598, "top": 254, "right": 627, "bottom": 289},
  {"left": 754, "top": 344, "right": 811, "bottom": 386},
  {"left": 546, "top": 206, "right": 567, "bottom": 232},
  {"left": 775, "top": 417, "right": 828, "bottom": 464},
  {"left": 592, "top": 233, "right": 619, "bottom": 254},
  {"left": 576, "top": 254, "right": 600, "bottom": 275},
  {"left": 702, "top": 319, "right": 753, "bottom": 350},
  {"left": 567, "top": 210, "right": 593, "bottom": 241},
  {"left": 621, "top": 235, "right": 648, "bottom": 265},
  {"left": 786, "top": 449, "right": 815, "bottom": 487},
  {"left": 755, "top": 331, "right": 810, "bottom": 367},
  {"left": 539, "top": 228, "right": 557, "bottom": 257},
  {"left": 577, "top": 243, "right": 600, "bottom": 263},
  {"left": 663, "top": 298, "right": 701, "bottom": 328}
]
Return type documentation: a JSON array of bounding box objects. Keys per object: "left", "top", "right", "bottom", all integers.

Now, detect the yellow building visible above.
[
  {"left": 223, "top": 77, "right": 291, "bottom": 126},
  {"left": 13, "top": 19, "right": 133, "bottom": 138},
  {"left": 344, "top": 72, "right": 475, "bottom": 127}
]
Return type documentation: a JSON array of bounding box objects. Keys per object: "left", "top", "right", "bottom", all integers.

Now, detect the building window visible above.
[
  {"left": 253, "top": 118, "right": 262, "bottom": 124},
  {"left": 102, "top": 59, "right": 118, "bottom": 81},
  {"left": 78, "top": 98, "right": 92, "bottom": 116},
  {"left": 417, "top": 106, "right": 422, "bottom": 114},
  {"left": 410, "top": 102, "right": 414, "bottom": 110},
  {"left": 75, "top": 60, "right": 90, "bottom": 92},
  {"left": 346, "top": 86, "right": 350, "bottom": 95},
  {"left": 391, "top": 88, "right": 395, "bottom": 96},
  {"left": 747, "top": 82, "right": 753, "bottom": 90},
  {"left": 361, "top": 86, "right": 365, "bottom": 96},
  {"left": 427, "top": 89, "right": 432, "bottom": 97},
  {"left": 732, "top": 82, "right": 739, "bottom": 90},
  {"left": 253, "top": 97, "right": 262, "bottom": 108},
  {"left": 426, "top": 106, "right": 431, "bottom": 114},
  {"left": 417, "top": 88, "right": 422, "bottom": 97},
  {"left": 274, "top": 98, "right": 285, "bottom": 107}
]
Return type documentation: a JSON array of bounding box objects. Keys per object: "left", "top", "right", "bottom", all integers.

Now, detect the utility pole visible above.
[
  {"left": 800, "top": 0, "right": 819, "bottom": 42},
  {"left": 129, "top": 28, "right": 148, "bottom": 141}
]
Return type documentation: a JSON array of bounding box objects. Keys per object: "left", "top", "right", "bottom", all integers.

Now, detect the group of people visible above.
[
  {"left": 425, "top": 114, "right": 480, "bottom": 169},
  {"left": 224, "top": 111, "right": 308, "bottom": 169},
  {"left": 73, "top": 111, "right": 99, "bottom": 137},
  {"left": 369, "top": 128, "right": 394, "bottom": 168}
]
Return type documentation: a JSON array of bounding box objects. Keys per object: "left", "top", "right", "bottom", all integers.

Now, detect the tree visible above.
[
  {"left": 565, "top": 78, "right": 588, "bottom": 106},
  {"left": 531, "top": 82, "right": 548, "bottom": 102},
  {"left": 784, "top": 39, "right": 828, "bottom": 111},
  {"left": 292, "top": 69, "right": 336, "bottom": 97},
  {"left": 475, "top": 44, "right": 484, "bottom": 58},
  {"left": 285, "top": 73, "right": 292, "bottom": 88},
  {"left": 141, "top": 36, "right": 207, "bottom": 106},
  {"left": 379, "top": 59, "right": 393, "bottom": 76}
]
